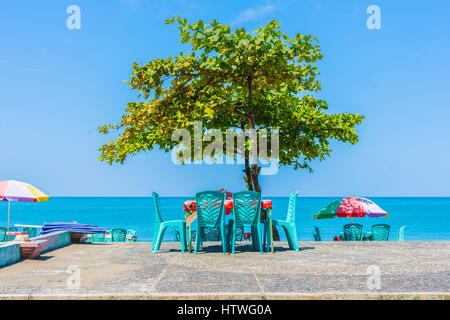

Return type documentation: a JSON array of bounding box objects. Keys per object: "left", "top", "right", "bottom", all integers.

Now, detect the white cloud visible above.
[{"left": 234, "top": 4, "right": 276, "bottom": 24}]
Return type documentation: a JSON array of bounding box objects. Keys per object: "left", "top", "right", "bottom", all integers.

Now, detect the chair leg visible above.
[
  {"left": 251, "top": 226, "right": 257, "bottom": 250},
  {"left": 179, "top": 223, "right": 187, "bottom": 253},
  {"left": 256, "top": 224, "right": 263, "bottom": 254},
  {"left": 220, "top": 224, "right": 227, "bottom": 254},
  {"left": 282, "top": 225, "right": 299, "bottom": 251},
  {"left": 227, "top": 220, "right": 233, "bottom": 249},
  {"left": 194, "top": 226, "right": 201, "bottom": 254},
  {"left": 264, "top": 221, "right": 272, "bottom": 252},
  {"left": 231, "top": 223, "right": 236, "bottom": 254},
  {"left": 284, "top": 226, "right": 294, "bottom": 249},
  {"left": 262, "top": 221, "right": 267, "bottom": 251},
  {"left": 256, "top": 226, "right": 260, "bottom": 251},
  {"left": 153, "top": 225, "right": 167, "bottom": 252},
  {"left": 199, "top": 228, "right": 203, "bottom": 248},
  {"left": 152, "top": 223, "right": 161, "bottom": 252},
  {"left": 288, "top": 224, "right": 299, "bottom": 251},
  {"left": 249, "top": 225, "right": 261, "bottom": 252}
]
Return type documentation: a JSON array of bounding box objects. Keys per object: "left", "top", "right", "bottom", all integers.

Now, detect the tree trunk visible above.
[
  {"left": 250, "top": 164, "right": 261, "bottom": 192},
  {"left": 242, "top": 162, "right": 280, "bottom": 241},
  {"left": 242, "top": 157, "right": 261, "bottom": 192},
  {"left": 243, "top": 157, "right": 254, "bottom": 191},
  {"left": 244, "top": 75, "right": 261, "bottom": 193},
  {"left": 242, "top": 122, "right": 254, "bottom": 191},
  {"left": 242, "top": 75, "right": 280, "bottom": 240}
]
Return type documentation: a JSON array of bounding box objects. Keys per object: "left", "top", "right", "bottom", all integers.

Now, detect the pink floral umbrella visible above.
[{"left": 314, "top": 196, "right": 388, "bottom": 222}]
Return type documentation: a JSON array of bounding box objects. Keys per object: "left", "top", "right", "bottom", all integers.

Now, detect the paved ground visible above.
[{"left": 0, "top": 241, "right": 449, "bottom": 299}]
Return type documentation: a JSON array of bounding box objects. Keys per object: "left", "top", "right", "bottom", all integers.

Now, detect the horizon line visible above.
[{"left": 25, "top": 195, "right": 450, "bottom": 198}]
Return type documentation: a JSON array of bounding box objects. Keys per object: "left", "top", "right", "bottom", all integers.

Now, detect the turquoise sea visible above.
[{"left": 1, "top": 197, "right": 449, "bottom": 241}]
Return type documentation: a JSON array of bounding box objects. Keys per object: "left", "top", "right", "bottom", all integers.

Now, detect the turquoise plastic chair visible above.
[
  {"left": 200, "top": 227, "right": 221, "bottom": 241},
  {"left": 343, "top": 224, "right": 363, "bottom": 241},
  {"left": 194, "top": 191, "right": 227, "bottom": 254},
  {"left": 229, "top": 191, "right": 263, "bottom": 254},
  {"left": 152, "top": 192, "right": 187, "bottom": 253},
  {"left": 264, "top": 191, "right": 299, "bottom": 251},
  {"left": 192, "top": 225, "right": 241, "bottom": 250},
  {"left": 91, "top": 233, "right": 106, "bottom": 242},
  {"left": 372, "top": 224, "right": 390, "bottom": 241},
  {"left": 126, "top": 229, "right": 137, "bottom": 242},
  {"left": 227, "top": 225, "right": 244, "bottom": 241},
  {"left": 111, "top": 228, "right": 127, "bottom": 242},
  {"left": 398, "top": 226, "right": 406, "bottom": 241},
  {"left": 0, "top": 227, "right": 6, "bottom": 242},
  {"left": 8, "top": 227, "right": 18, "bottom": 241},
  {"left": 313, "top": 226, "right": 322, "bottom": 241},
  {"left": 190, "top": 227, "right": 222, "bottom": 250},
  {"left": 22, "top": 227, "right": 37, "bottom": 238},
  {"left": 173, "top": 227, "right": 181, "bottom": 241}
]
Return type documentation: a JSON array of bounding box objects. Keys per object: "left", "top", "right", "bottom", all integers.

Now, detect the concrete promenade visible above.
[{"left": 0, "top": 241, "right": 449, "bottom": 299}]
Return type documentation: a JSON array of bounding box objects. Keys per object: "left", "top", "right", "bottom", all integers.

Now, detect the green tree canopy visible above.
[{"left": 99, "top": 17, "right": 364, "bottom": 192}]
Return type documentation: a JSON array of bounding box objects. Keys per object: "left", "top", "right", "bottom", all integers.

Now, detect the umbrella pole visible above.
[{"left": 7, "top": 200, "right": 10, "bottom": 234}]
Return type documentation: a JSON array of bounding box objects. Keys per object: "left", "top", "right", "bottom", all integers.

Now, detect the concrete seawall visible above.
[
  {"left": 1, "top": 231, "right": 72, "bottom": 268},
  {"left": 31, "top": 231, "right": 71, "bottom": 254},
  {"left": 0, "top": 243, "right": 20, "bottom": 268}
]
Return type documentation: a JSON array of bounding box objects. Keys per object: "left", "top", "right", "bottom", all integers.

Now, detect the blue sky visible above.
[{"left": 0, "top": 0, "right": 449, "bottom": 197}]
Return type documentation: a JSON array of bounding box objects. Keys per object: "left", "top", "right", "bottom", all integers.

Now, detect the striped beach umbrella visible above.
[
  {"left": 314, "top": 196, "right": 388, "bottom": 222},
  {"left": 0, "top": 180, "right": 49, "bottom": 234}
]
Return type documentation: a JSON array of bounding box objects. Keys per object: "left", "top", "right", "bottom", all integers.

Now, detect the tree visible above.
[{"left": 98, "top": 17, "right": 364, "bottom": 192}]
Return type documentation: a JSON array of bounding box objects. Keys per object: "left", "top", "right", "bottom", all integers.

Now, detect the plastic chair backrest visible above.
[
  {"left": 8, "top": 227, "right": 18, "bottom": 241},
  {"left": 398, "top": 226, "right": 406, "bottom": 241},
  {"left": 372, "top": 224, "right": 390, "bottom": 241},
  {"left": 201, "top": 227, "right": 221, "bottom": 241},
  {"left": 0, "top": 227, "right": 6, "bottom": 242},
  {"left": 343, "top": 223, "right": 363, "bottom": 241},
  {"left": 314, "top": 226, "right": 322, "bottom": 241},
  {"left": 126, "top": 229, "right": 136, "bottom": 242},
  {"left": 111, "top": 228, "right": 127, "bottom": 242},
  {"left": 233, "top": 191, "right": 261, "bottom": 226},
  {"left": 152, "top": 191, "right": 163, "bottom": 223},
  {"left": 235, "top": 225, "right": 244, "bottom": 241},
  {"left": 196, "top": 191, "right": 226, "bottom": 227},
  {"left": 92, "top": 233, "right": 105, "bottom": 242},
  {"left": 286, "top": 191, "right": 299, "bottom": 222},
  {"left": 22, "top": 227, "right": 37, "bottom": 238}
]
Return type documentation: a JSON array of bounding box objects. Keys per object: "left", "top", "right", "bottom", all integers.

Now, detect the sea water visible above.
[{"left": 1, "top": 197, "right": 449, "bottom": 241}]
